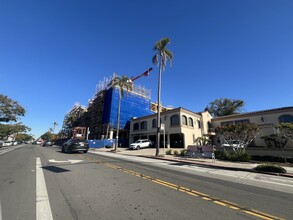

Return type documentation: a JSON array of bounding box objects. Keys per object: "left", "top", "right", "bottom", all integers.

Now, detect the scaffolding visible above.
[{"left": 62, "top": 73, "right": 152, "bottom": 142}]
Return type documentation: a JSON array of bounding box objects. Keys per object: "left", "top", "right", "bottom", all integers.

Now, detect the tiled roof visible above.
[{"left": 212, "top": 106, "right": 293, "bottom": 121}]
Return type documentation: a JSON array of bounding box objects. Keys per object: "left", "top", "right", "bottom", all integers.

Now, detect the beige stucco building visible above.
[
  {"left": 211, "top": 107, "right": 293, "bottom": 149},
  {"left": 130, "top": 107, "right": 213, "bottom": 149},
  {"left": 129, "top": 106, "right": 293, "bottom": 153}
]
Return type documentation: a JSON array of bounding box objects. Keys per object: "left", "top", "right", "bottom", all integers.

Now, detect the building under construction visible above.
[{"left": 61, "top": 72, "right": 157, "bottom": 145}]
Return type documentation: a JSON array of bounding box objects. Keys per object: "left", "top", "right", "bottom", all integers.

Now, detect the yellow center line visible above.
[{"left": 81, "top": 155, "right": 284, "bottom": 220}]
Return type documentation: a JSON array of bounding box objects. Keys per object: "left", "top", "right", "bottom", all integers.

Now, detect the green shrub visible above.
[
  {"left": 173, "top": 150, "right": 180, "bottom": 156},
  {"left": 215, "top": 150, "right": 225, "bottom": 160},
  {"left": 254, "top": 164, "right": 287, "bottom": 173},
  {"left": 166, "top": 149, "right": 172, "bottom": 155},
  {"left": 215, "top": 150, "right": 251, "bottom": 162},
  {"left": 180, "top": 149, "right": 187, "bottom": 156},
  {"left": 251, "top": 155, "right": 293, "bottom": 164}
]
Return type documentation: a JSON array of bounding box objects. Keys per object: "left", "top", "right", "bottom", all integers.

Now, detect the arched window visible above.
[
  {"left": 171, "top": 115, "right": 180, "bottom": 126},
  {"left": 133, "top": 122, "right": 139, "bottom": 131},
  {"left": 182, "top": 115, "right": 187, "bottom": 126},
  {"left": 188, "top": 117, "right": 194, "bottom": 127},
  {"left": 140, "top": 121, "right": 147, "bottom": 130},
  {"left": 279, "top": 115, "right": 293, "bottom": 123},
  {"left": 152, "top": 119, "right": 156, "bottom": 128}
]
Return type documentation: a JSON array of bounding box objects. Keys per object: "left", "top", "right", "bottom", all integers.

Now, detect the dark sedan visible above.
[{"left": 61, "top": 138, "right": 89, "bottom": 153}]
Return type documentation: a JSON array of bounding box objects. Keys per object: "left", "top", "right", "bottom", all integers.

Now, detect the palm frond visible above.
[
  {"left": 152, "top": 54, "right": 159, "bottom": 66},
  {"left": 152, "top": 37, "right": 173, "bottom": 70}
]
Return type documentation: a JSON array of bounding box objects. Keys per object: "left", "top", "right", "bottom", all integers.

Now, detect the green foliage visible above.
[
  {"left": 41, "top": 132, "right": 53, "bottom": 140},
  {"left": 251, "top": 155, "right": 293, "bottom": 164},
  {"left": 194, "top": 137, "right": 211, "bottom": 146},
  {"left": 152, "top": 37, "right": 173, "bottom": 70},
  {"left": 0, "top": 123, "right": 30, "bottom": 139},
  {"left": 216, "top": 123, "right": 259, "bottom": 152},
  {"left": 15, "top": 133, "right": 33, "bottom": 141},
  {"left": 215, "top": 150, "right": 251, "bottom": 162},
  {"left": 166, "top": 149, "right": 172, "bottom": 155},
  {"left": 109, "top": 75, "right": 132, "bottom": 98},
  {"left": 254, "top": 164, "right": 287, "bottom": 173},
  {"left": 214, "top": 150, "right": 226, "bottom": 160},
  {"left": 173, "top": 150, "right": 180, "bottom": 156},
  {"left": 0, "top": 94, "right": 26, "bottom": 122},
  {"left": 276, "top": 122, "right": 293, "bottom": 140},
  {"left": 180, "top": 149, "right": 187, "bottom": 156},
  {"left": 205, "top": 98, "right": 244, "bottom": 117}
]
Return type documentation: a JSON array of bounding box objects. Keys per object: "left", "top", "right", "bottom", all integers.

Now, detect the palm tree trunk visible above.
[
  {"left": 115, "top": 89, "right": 121, "bottom": 152},
  {"left": 156, "top": 56, "right": 163, "bottom": 156}
]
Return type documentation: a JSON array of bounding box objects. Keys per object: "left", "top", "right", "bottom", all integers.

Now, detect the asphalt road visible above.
[{"left": 0, "top": 144, "right": 292, "bottom": 220}]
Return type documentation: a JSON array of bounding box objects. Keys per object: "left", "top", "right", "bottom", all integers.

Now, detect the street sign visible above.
[{"left": 160, "top": 123, "right": 165, "bottom": 131}]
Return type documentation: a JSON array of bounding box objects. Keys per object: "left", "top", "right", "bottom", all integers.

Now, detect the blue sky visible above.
[{"left": 0, "top": 0, "right": 292, "bottom": 138}]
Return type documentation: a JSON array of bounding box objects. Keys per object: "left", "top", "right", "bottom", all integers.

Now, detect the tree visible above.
[
  {"left": 275, "top": 122, "right": 293, "bottom": 163},
  {"left": 15, "top": 133, "right": 33, "bottom": 142},
  {"left": 0, "top": 94, "right": 25, "bottom": 122},
  {"left": 194, "top": 136, "right": 211, "bottom": 146},
  {"left": 261, "top": 123, "right": 293, "bottom": 149},
  {"left": 216, "top": 123, "right": 259, "bottom": 153},
  {"left": 41, "top": 131, "right": 53, "bottom": 140},
  {"left": 0, "top": 123, "right": 30, "bottom": 140},
  {"left": 53, "top": 122, "right": 58, "bottom": 133},
  {"left": 109, "top": 75, "right": 132, "bottom": 151},
  {"left": 0, "top": 95, "right": 30, "bottom": 140},
  {"left": 152, "top": 37, "right": 173, "bottom": 156},
  {"left": 205, "top": 98, "right": 244, "bottom": 117}
]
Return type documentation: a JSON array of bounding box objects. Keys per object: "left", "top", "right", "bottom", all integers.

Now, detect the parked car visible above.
[
  {"left": 3, "top": 141, "right": 13, "bottom": 147},
  {"left": 129, "top": 139, "right": 152, "bottom": 150},
  {"left": 36, "top": 140, "right": 43, "bottom": 145},
  {"left": 221, "top": 140, "right": 245, "bottom": 149},
  {"left": 42, "top": 140, "right": 53, "bottom": 146},
  {"left": 61, "top": 138, "right": 89, "bottom": 153}
]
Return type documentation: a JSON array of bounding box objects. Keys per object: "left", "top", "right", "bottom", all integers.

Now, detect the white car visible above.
[
  {"left": 3, "top": 141, "right": 13, "bottom": 147},
  {"left": 129, "top": 139, "right": 152, "bottom": 150},
  {"left": 221, "top": 140, "right": 245, "bottom": 149}
]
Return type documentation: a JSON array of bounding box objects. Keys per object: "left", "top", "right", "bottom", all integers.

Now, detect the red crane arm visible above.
[{"left": 130, "top": 67, "right": 153, "bottom": 82}]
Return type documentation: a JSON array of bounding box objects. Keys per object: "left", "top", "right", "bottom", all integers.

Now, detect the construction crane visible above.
[{"left": 130, "top": 67, "right": 153, "bottom": 82}]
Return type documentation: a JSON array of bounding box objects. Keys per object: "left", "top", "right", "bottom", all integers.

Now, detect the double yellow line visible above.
[{"left": 83, "top": 156, "right": 284, "bottom": 220}]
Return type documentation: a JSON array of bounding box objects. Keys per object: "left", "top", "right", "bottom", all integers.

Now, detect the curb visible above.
[
  {"left": 89, "top": 149, "right": 293, "bottom": 178},
  {"left": 138, "top": 155, "right": 293, "bottom": 179}
]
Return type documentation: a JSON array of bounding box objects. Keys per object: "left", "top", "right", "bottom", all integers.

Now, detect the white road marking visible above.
[
  {"left": 49, "top": 159, "right": 83, "bottom": 164},
  {"left": 0, "top": 145, "right": 25, "bottom": 155},
  {"left": 36, "top": 157, "right": 53, "bottom": 220},
  {"left": 0, "top": 199, "right": 2, "bottom": 220}
]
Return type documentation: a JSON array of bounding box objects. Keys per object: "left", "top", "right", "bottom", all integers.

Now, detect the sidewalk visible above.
[{"left": 89, "top": 147, "right": 293, "bottom": 178}]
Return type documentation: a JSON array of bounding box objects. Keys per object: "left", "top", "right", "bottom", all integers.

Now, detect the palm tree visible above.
[
  {"left": 53, "top": 122, "right": 58, "bottom": 133},
  {"left": 152, "top": 37, "right": 173, "bottom": 156},
  {"left": 109, "top": 75, "right": 132, "bottom": 151}
]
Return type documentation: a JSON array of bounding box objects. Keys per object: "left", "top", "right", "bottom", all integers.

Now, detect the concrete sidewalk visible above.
[{"left": 89, "top": 147, "right": 293, "bottom": 178}]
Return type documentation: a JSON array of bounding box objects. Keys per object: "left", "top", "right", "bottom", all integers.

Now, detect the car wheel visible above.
[
  {"left": 137, "top": 145, "right": 140, "bottom": 150},
  {"left": 83, "top": 150, "right": 88, "bottom": 153},
  {"left": 61, "top": 147, "right": 65, "bottom": 153}
]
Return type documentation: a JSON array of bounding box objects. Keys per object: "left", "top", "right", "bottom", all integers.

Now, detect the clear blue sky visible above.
[{"left": 1, "top": 0, "right": 292, "bottom": 138}]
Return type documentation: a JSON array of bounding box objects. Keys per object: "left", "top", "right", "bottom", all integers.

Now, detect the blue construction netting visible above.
[
  {"left": 88, "top": 139, "right": 115, "bottom": 148},
  {"left": 88, "top": 139, "right": 128, "bottom": 148},
  {"left": 102, "top": 87, "right": 152, "bottom": 130}
]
